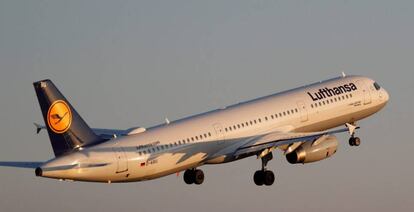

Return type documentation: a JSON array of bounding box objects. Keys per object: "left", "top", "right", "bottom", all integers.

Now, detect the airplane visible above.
[{"left": 0, "top": 74, "right": 389, "bottom": 186}]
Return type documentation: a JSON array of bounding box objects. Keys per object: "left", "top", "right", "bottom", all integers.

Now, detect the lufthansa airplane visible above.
[{"left": 0, "top": 74, "right": 388, "bottom": 186}]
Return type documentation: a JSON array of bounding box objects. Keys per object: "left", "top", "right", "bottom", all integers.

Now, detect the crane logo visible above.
[{"left": 47, "top": 100, "right": 72, "bottom": 134}]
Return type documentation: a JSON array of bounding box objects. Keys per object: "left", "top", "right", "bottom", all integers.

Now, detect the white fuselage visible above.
[{"left": 40, "top": 75, "right": 389, "bottom": 182}]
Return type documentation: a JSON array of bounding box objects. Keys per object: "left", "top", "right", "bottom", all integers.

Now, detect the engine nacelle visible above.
[{"left": 286, "top": 135, "right": 338, "bottom": 164}]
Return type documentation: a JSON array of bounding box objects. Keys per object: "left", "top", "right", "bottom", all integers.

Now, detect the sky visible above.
[{"left": 0, "top": 1, "right": 413, "bottom": 211}]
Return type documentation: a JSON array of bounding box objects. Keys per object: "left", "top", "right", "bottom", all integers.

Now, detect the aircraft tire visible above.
[
  {"left": 184, "top": 169, "right": 194, "bottom": 184},
  {"left": 354, "top": 137, "right": 361, "bottom": 146},
  {"left": 194, "top": 169, "right": 204, "bottom": 185},
  {"left": 349, "top": 137, "right": 355, "bottom": 146},
  {"left": 254, "top": 170, "right": 264, "bottom": 186},
  {"left": 263, "top": 170, "right": 275, "bottom": 186}
]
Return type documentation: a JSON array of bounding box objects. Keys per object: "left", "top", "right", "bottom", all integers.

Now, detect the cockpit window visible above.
[{"left": 373, "top": 82, "right": 381, "bottom": 91}]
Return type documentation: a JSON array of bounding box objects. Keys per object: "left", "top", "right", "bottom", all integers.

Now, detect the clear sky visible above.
[{"left": 0, "top": 1, "right": 413, "bottom": 211}]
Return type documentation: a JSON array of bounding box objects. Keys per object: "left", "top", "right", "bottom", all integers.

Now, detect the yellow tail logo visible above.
[{"left": 47, "top": 100, "right": 72, "bottom": 134}]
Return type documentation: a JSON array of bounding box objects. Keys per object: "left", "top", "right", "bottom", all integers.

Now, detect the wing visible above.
[
  {"left": 234, "top": 127, "right": 352, "bottom": 157},
  {"left": 0, "top": 161, "right": 43, "bottom": 169}
]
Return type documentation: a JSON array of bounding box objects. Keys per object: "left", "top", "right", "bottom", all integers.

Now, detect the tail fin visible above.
[{"left": 33, "top": 79, "right": 103, "bottom": 157}]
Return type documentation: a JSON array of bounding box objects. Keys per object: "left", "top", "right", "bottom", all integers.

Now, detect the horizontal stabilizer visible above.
[{"left": 0, "top": 161, "right": 43, "bottom": 169}]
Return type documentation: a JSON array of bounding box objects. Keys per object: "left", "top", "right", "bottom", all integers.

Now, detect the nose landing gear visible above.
[
  {"left": 349, "top": 136, "right": 361, "bottom": 146},
  {"left": 346, "top": 123, "right": 361, "bottom": 146}
]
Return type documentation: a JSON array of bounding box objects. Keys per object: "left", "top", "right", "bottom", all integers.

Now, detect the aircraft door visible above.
[
  {"left": 357, "top": 80, "right": 372, "bottom": 105},
  {"left": 297, "top": 101, "right": 308, "bottom": 122},
  {"left": 213, "top": 123, "right": 225, "bottom": 145},
  {"left": 113, "top": 147, "right": 128, "bottom": 173}
]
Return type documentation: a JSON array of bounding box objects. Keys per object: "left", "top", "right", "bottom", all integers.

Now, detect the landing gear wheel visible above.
[
  {"left": 349, "top": 137, "right": 355, "bottom": 146},
  {"left": 183, "top": 169, "right": 204, "bottom": 185},
  {"left": 253, "top": 170, "right": 275, "bottom": 186},
  {"left": 194, "top": 169, "right": 204, "bottom": 185},
  {"left": 263, "top": 170, "right": 275, "bottom": 186},
  {"left": 254, "top": 170, "right": 264, "bottom": 186},
  {"left": 183, "top": 169, "right": 194, "bottom": 184},
  {"left": 349, "top": 137, "right": 361, "bottom": 146},
  {"left": 354, "top": 137, "right": 361, "bottom": 146}
]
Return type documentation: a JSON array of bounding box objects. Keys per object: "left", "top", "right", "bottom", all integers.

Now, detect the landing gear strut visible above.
[
  {"left": 183, "top": 169, "right": 204, "bottom": 185},
  {"left": 253, "top": 152, "right": 275, "bottom": 186}
]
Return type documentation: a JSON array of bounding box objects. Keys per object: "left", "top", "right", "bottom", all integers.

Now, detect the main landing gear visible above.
[
  {"left": 253, "top": 152, "right": 275, "bottom": 186},
  {"left": 183, "top": 169, "right": 204, "bottom": 185}
]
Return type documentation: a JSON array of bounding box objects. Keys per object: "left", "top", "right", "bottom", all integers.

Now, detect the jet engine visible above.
[{"left": 286, "top": 135, "right": 338, "bottom": 164}]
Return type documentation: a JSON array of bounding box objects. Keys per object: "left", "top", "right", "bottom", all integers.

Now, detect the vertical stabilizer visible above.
[{"left": 33, "top": 79, "right": 102, "bottom": 156}]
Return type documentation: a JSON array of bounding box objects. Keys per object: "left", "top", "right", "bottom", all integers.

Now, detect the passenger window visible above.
[
  {"left": 250, "top": 121, "right": 253, "bottom": 125},
  {"left": 265, "top": 117, "right": 268, "bottom": 121},
  {"left": 208, "top": 132, "right": 212, "bottom": 137},
  {"left": 295, "top": 108, "right": 298, "bottom": 112}
]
